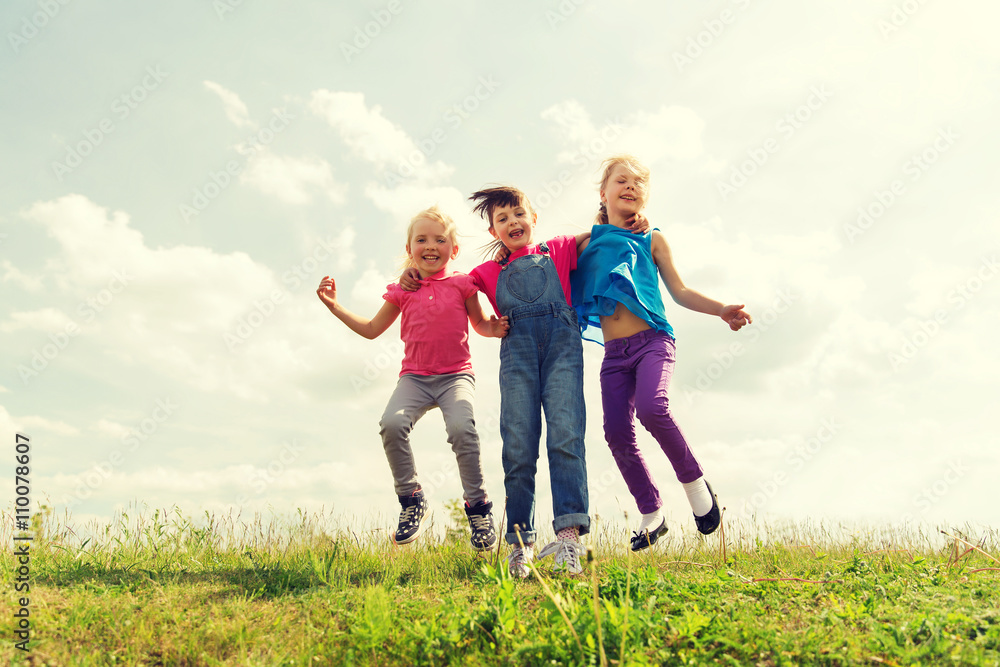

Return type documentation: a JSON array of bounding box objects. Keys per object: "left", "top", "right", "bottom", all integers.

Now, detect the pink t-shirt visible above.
[
  {"left": 469, "top": 235, "right": 578, "bottom": 316},
  {"left": 383, "top": 269, "right": 478, "bottom": 377}
]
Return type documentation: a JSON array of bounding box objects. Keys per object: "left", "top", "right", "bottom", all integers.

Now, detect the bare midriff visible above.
[{"left": 599, "top": 301, "right": 651, "bottom": 343}]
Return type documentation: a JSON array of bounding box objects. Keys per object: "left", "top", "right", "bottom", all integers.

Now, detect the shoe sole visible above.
[
  {"left": 393, "top": 518, "right": 427, "bottom": 545},
  {"left": 471, "top": 537, "right": 498, "bottom": 552}
]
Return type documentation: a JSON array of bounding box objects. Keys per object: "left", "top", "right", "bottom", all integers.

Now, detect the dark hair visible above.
[{"left": 468, "top": 186, "right": 535, "bottom": 260}]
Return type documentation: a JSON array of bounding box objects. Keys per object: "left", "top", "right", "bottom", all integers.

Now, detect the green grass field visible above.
[{"left": 2, "top": 504, "right": 998, "bottom": 666}]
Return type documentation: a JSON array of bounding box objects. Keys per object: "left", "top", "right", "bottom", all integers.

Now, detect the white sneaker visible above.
[
  {"left": 537, "top": 538, "right": 585, "bottom": 575},
  {"left": 506, "top": 545, "right": 534, "bottom": 579}
]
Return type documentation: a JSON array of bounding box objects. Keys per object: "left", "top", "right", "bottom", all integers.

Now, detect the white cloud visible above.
[
  {"left": 93, "top": 419, "right": 130, "bottom": 439},
  {"left": 308, "top": 90, "right": 452, "bottom": 184},
  {"left": 2, "top": 408, "right": 81, "bottom": 436},
  {"left": 0, "top": 307, "right": 75, "bottom": 333},
  {"left": 309, "top": 90, "right": 416, "bottom": 167},
  {"left": 203, "top": 80, "right": 253, "bottom": 128},
  {"left": 17, "top": 195, "right": 356, "bottom": 401},
  {"left": 2, "top": 260, "right": 43, "bottom": 291},
  {"left": 241, "top": 150, "right": 347, "bottom": 205}
]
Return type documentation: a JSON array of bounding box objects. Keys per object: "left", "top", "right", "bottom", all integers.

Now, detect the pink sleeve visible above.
[
  {"left": 382, "top": 283, "right": 402, "bottom": 307},
  {"left": 469, "top": 266, "right": 486, "bottom": 293},
  {"left": 550, "top": 235, "right": 578, "bottom": 271},
  {"left": 453, "top": 273, "right": 479, "bottom": 300}
]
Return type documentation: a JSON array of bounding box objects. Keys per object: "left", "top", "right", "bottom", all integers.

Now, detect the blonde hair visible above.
[
  {"left": 468, "top": 186, "right": 535, "bottom": 260},
  {"left": 596, "top": 154, "right": 651, "bottom": 225},
  {"left": 399, "top": 205, "right": 459, "bottom": 272}
]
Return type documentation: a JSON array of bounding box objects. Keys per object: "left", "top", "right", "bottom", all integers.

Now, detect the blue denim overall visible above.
[{"left": 496, "top": 243, "right": 590, "bottom": 545}]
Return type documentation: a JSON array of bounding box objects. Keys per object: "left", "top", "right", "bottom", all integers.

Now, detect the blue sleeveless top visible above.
[{"left": 571, "top": 224, "right": 674, "bottom": 345}]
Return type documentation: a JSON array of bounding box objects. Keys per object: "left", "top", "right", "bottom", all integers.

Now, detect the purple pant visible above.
[{"left": 600, "top": 329, "right": 703, "bottom": 514}]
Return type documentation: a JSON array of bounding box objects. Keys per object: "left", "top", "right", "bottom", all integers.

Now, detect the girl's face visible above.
[
  {"left": 489, "top": 201, "right": 536, "bottom": 252},
  {"left": 601, "top": 164, "right": 646, "bottom": 226},
  {"left": 407, "top": 218, "right": 458, "bottom": 278}
]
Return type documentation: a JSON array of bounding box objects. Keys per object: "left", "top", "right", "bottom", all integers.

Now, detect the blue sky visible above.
[{"left": 2, "top": 0, "right": 998, "bottom": 538}]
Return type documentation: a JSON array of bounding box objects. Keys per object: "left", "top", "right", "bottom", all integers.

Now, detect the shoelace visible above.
[
  {"left": 399, "top": 503, "right": 422, "bottom": 526},
  {"left": 538, "top": 539, "right": 585, "bottom": 571},
  {"left": 468, "top": 514, "right": 492, "bottom": 531},
  {"left": 506, "top": 547, "right": 532, "bottom": 569}
]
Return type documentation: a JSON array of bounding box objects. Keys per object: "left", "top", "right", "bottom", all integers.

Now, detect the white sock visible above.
[
  {"left": 683, "top": 478, "right": 714, "bottom": 516},
  {"left": 638, "top": 509, "right": 663, "bottom": 533}
]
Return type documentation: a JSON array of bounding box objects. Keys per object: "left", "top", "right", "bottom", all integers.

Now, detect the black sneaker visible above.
[
  {"left": 630, "top": 519, "right": 667, "bottom": 552},
  {"left": 464, "top": 500, "right": 497, "bottom": 551},
  {"left": 394, "top": 489, "right": 428, "bottom": 545},
  {"left": 694, "top": 481, "right": 721, "bottom": 535}
]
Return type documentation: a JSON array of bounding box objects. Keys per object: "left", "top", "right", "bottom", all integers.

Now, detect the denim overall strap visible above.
[{"left": 495, "top": 243, "right": 566, "bottom": 318}]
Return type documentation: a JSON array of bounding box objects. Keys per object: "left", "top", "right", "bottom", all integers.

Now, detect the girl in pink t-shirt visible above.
[{"left": 317, "top": 206, "right": 508, "bottom": 549}]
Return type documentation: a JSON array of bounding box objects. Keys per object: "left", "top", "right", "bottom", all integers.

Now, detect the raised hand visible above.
[
  {"left": 720, "top": 304, "right": 752, "bottom": 331},
  {"left": 317, "top": 276, "right": 338, "bottom": 309}
]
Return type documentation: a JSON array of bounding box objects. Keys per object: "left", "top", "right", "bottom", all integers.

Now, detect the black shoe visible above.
[
  {"left": 694, "top": 481, "right": 721, "bottom": 535},
  {"left": 394, "top": 489, "right": 428, "bottom": 545},
  {"left": 630, "top": 519, "right": 667, "bottom": 552},
  {"left": 464, "top": 500, "right": 497, "bottom": 551}
]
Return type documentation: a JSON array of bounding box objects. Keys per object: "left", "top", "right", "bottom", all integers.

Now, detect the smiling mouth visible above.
[
  {"left": 421, "top": 254, "right": 441, "bottom": 262},
  {"left": 620, "top": 195, "right": 636, "bottom": 201},
  {"left": 508, "top": 229, "right": 524, "bottom": 239}
]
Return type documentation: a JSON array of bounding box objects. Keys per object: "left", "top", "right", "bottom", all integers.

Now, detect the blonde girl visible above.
[
  {"left": 572, "top": 156, "right": 751, "bottom": 550},
  {"left": 317, "top": 206, "right": 508, "bottom": 548}
]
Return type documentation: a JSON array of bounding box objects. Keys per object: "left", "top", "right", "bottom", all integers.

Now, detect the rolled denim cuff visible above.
[{"left": 505, "top": 527, "right": 537, "bottom": 546}]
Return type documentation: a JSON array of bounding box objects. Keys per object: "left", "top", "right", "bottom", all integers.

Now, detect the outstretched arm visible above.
[
  {"left": 650, "top": 233, "right": 752, "bottom": 331},
  {"left": 317, "top": 276, "right": 401, "bottom": 339},
  {"left": 466, "top": 294, "right": 509, "bottom": 338}
]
